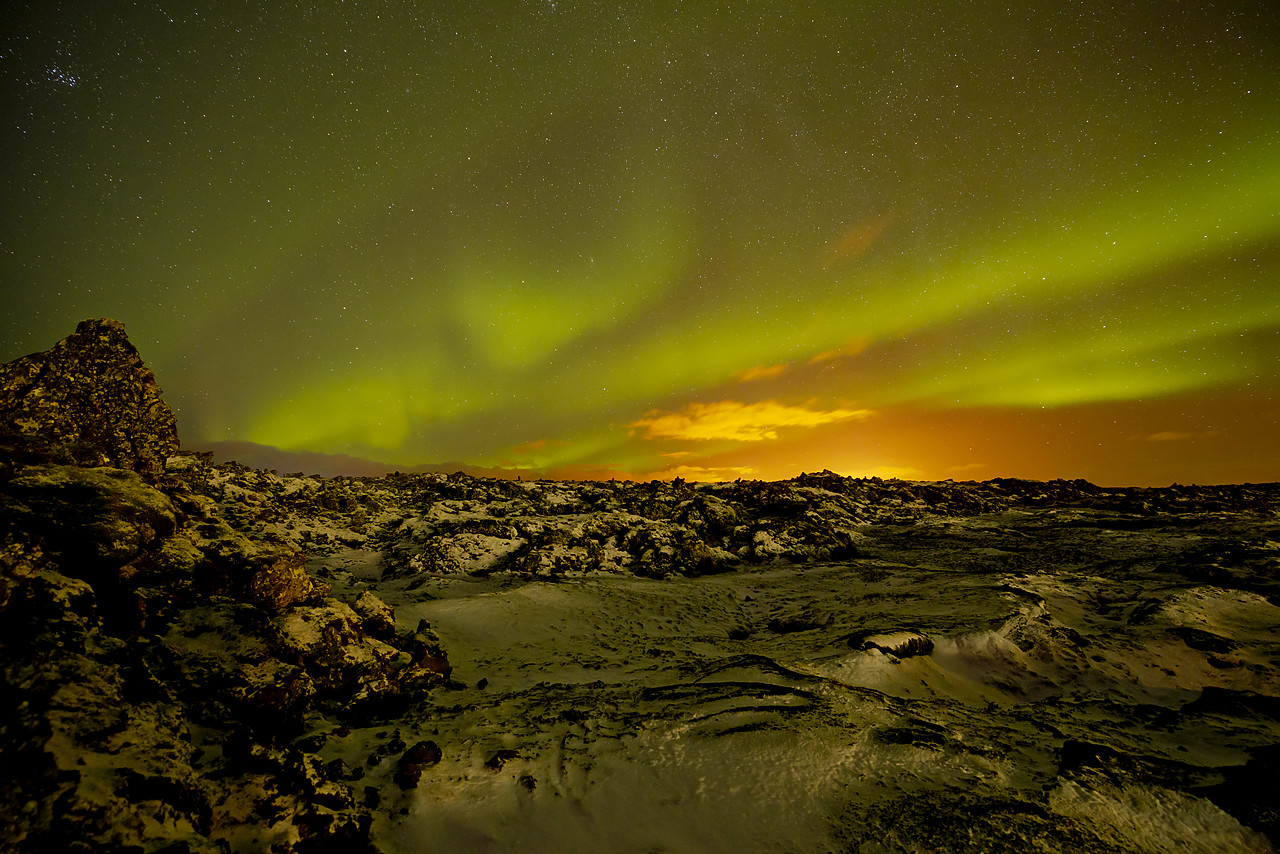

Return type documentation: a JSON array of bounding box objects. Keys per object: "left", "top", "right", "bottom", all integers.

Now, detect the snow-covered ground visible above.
[
  {"left": 175, "top": 466, "right": 1278, "bottom": 851},
  {"left": 309, "top": 550, "right": 1277, "bottom": 852}
]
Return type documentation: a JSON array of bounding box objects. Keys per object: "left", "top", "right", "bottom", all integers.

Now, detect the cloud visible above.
[
  {"left": 1145, "top": 431, "right": 1192, "bottom": 442},
  {"left": 946, "top": 462, "right": 989, "bottom": 475},
  {"left": 810, "top": 336, "right": 870, "bottom": 363},
  {"left": 643, "top": 464, "right": 759, "bottom": 482},
  {"left": 822, "top": 213, "right": 896, "bottom": 268},
  {"left": 738, "top": 364, "right": 788, "bottom": 382},
  {"left": 632, "top": 400, "right": 873, "bottom": 442},
  {"left": 509, "top": 438, "right": 571, "bottom": 454}
]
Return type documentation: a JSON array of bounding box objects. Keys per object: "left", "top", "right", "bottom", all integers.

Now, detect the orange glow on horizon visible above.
[{"left": 631, "top": 399, "right": 874, "bottom": 443}]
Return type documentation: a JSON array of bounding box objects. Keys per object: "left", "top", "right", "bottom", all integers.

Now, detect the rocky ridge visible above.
[{"left": 202, "top": 460, "right": 1280, "bottom": 603}]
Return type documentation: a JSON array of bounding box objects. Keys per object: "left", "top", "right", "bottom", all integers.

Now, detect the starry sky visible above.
[{"left": 3, "top": 2, "right": 1279, "bottom": 485}]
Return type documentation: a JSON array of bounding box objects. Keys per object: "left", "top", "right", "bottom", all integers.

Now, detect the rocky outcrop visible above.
[
  {"left": 0, "top": 321, "right": 451, "bottom": 852},
  {"left": 0, "top": 319, "right": 178, "bottom": 482},
  {"left": 210, "top": 468, "right": 1274, "bottom": 583},
  {"left": 854, "top": 631, "right": 935, "bottom": 658},
  {"left": 0, "top": 470, "right": 451, "bottom": 851}
]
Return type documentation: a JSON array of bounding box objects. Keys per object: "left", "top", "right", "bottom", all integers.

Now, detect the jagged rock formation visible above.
[
  {"left": 0, "top": 319, "right": 178, "bottom": 482},
  {"left": 202, "top": 462, "right": 1280, "bottom": 596},
  {"left": 0, "top": 321, "right": 451, "bottom": 852},
  {"left": 184, "top": 454, "right": 1279, "bottom": 850}
]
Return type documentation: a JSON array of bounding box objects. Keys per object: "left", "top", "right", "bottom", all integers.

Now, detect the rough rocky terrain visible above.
[
  {"left": 2, "top": 321, "right": 1278, "bottom": 852},
  {"left": 1, "top": 322, "right": 451, "bottom": 853}
]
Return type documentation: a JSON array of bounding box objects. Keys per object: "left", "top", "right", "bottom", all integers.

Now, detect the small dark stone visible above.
[
  {"left": 154, "top": 843, "right": 194, "bottom": 854},
  {"left": 292, "top": 809, "right": 374, "bottom": 853},
  {"left": 485, "top": 748, "right": 520, "bottom": 770},
  {"left": 400, "top": 740, "right": 442, "bottom": 769},
  {"left": 393, "top": 763, "right": 422, "bottom": 790},
  {"left": 872, "top": 719, "right": 950, "bottom": 749},
  {"left": 1198, "top": 744, "right": 1280, "bottom": 840},
  {"left": 1182, "top": 687, "right": 1280, "bottom": 719},
  {"left": 476, "top": 677, "right": 489, "bottom": 690},
  {"left": 1168, "top": 625, "right": 1237, "bottom": 654},
  {"left": 766, "top": 614, "right": 826, "bottom": 634},
  {"left": 295, "top": 733, "right": 326, "bottom": 753}
]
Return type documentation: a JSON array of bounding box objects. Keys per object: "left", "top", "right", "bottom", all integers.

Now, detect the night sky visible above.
[{"left": 3, "top": 2, "right": 1278, "bottom": 485}]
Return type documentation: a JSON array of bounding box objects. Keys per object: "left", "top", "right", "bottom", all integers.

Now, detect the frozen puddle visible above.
[{"left": 337, "top": 563, "right": 1276, "bottom": 853}]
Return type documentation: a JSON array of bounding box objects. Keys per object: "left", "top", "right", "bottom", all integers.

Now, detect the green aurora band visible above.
[{"left": 2, "top": 2, "right": 1277, "bottom": 483}]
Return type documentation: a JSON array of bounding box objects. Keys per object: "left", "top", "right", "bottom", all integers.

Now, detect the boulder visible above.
[
  {"left": 0, "top": 319, "right": 178, "bottom": 482},
  {"left": 3, "top": 464, "right": 177, "bottom": 570},
  {"left": 353, "top": 589, "right": 398, "bottom": 639},
  {"left": 394, "top": 740, "right": 442, "bottom": 789},
  {"left": 243, "top": 542, "right": 319, "bottom": 611}
]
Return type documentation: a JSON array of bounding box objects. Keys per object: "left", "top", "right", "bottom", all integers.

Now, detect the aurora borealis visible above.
[{"left": 3, "top": 2, "right": 1278, "bottom": 485}]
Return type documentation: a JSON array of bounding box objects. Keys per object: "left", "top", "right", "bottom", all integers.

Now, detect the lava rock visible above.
[
  {"left": 0, "top": 320, "right": 457, "bottom": 853},
  {"left": 855, "top": 631, "right": 935, "bottom": 658},
  {"left": 485, "top": 748, "right": 520, "bottom": 770},
  {"left": 394, "top": 740, "right": 442, "bottom": 789},
  {"left": 353, "top": 588, "right": 398, "bottom": 639},
  {"left": 4, "top": 464, "right": 177, "bottom": 570},
  {"left": 243, "top": 542, "right": 318, "bottom": 611},
  {"left": 0, "top": 319, "right": 178, "bottom": 482}
]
